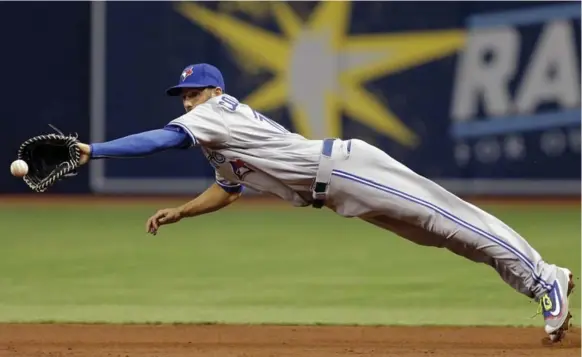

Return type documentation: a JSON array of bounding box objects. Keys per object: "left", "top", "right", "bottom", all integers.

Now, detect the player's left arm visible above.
[
  {"left": 76, "top": 100, "right": 229, "bottom": 164},
  {"left": 77, "top": 126, "right": 191, "bottom": 164}
]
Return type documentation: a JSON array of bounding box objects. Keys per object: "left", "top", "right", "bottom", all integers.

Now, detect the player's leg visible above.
[
  {"left": 360, "top": 214, "right": 574, "bottom": 342},
  {"left": 323, "top": 139, "right": 574, "bottom": 341}
]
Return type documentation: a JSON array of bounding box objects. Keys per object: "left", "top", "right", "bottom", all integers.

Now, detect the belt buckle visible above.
[{"left": 311, "top": 181, "right": 328, "bottom": 209}]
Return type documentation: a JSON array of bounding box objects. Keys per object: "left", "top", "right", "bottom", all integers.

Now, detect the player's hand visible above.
[
  {"left": 76, "top": 143, "right": 91, "bottom": 165},
  {"left": 146, "top": 208, "right": 183, "bottom": 235}
]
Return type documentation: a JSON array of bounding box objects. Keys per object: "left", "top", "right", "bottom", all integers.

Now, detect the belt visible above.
[{"left": 312, "top": 138, "right": 349, "bottom": 208}]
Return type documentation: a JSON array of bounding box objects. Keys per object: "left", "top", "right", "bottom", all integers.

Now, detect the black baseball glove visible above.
[{"left": 17, "top": 124, "right": 82, "bottom": 192}]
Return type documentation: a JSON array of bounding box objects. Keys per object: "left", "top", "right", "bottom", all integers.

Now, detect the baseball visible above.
[{"left": 10, "top": 160, "right": 28, "bottom": 177}]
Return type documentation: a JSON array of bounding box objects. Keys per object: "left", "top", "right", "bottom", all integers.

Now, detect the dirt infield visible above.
[{"left": 0, "top": 324, "right": 579, "bottom": 357}]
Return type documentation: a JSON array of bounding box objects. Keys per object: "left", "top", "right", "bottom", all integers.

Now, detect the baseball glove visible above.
[{"left": 17, "top": 124, "right": 82, "bottom": 192}]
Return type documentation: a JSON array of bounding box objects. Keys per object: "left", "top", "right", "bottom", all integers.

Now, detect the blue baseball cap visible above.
[{"left": 165, "top": 63, "right": 226, "bottom": 96}]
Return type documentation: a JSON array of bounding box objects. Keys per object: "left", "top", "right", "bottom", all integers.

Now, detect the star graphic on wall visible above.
[{"left": 175, "top": 1, "right": 466, "bottom": 147}]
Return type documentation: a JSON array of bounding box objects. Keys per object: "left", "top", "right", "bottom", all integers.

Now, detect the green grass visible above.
[{"left": 0, "top": 200, "right": 579, "bottom": 327}]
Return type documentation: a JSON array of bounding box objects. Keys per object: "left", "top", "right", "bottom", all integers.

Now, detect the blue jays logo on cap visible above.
[
  {"left": 180, "top": 66, "right": 194, "bottom": 82},
  {"left": 166, "top": 63, "right": 226, "bottom": 96}
]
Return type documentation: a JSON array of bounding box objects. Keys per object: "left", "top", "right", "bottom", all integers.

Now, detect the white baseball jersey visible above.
[{"left": 168, "top": 94, "right": 323, "bottom": 206}]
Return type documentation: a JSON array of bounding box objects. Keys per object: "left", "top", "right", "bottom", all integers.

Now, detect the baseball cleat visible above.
[{"left": 538, "top": 268, "right": 575, "bottom": 343}]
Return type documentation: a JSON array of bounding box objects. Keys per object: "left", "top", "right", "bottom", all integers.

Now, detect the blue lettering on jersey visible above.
[
  {"left": 203, "top": 149, "right": 226, "bottom": 169},
  {"left": 218, "top": 95, "right": 239, "bottom": 111},
  {"left": 218, "top": 94, "right": 290, "bottom": 134}
]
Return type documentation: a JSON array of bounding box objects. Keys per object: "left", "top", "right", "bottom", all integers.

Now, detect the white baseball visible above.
[{"left": 10, "top": 160, "right": 28, "bottom": 177}]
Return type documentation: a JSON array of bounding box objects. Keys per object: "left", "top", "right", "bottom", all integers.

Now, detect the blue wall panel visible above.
[{"left": 0, "top": 1, "right": 579, "bottom": 195}]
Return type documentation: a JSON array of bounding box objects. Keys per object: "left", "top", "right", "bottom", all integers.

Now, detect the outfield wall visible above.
[{"left": 1, "top": 1, "right": 580, "bottom": 196}]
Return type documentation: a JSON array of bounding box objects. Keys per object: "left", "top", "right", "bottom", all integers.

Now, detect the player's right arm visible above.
[{"left": 145, "top": 181, "right": 241, "bottom": 235}]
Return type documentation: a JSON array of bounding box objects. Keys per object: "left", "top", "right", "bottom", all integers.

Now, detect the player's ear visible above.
[{"left": 214, "top": 87, "right": 223, "bottom": 96}]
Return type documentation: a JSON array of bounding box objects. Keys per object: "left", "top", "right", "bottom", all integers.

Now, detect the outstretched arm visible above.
[
  {"left": 79, "top": 99, "right": 229, "bottom": 163},
  {"left": 77, "top": 126, "right": 191, "bottom": 164},
  {"left": 145, "top": 182, "right": 242, "bottom": 235}
]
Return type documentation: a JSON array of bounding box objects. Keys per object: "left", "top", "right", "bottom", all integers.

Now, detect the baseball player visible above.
[{"left": 77, "top": 63, "right": 574, "bottom": 342}]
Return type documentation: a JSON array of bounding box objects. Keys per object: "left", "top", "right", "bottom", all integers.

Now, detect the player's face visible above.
[{"left": 181, "top": 87, "right": 223, "bottom": 112}]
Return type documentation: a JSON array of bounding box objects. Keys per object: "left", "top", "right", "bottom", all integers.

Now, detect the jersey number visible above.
[
  {"left": 219, "top": 95, "right": 289, "bottom": 133},
  {"left": 252, "top": 110, "right": 289, "bottom": 133}
]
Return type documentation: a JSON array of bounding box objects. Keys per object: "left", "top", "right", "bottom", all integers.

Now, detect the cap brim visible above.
[{"left": 165, "top": 83, "right": 209, "bottom": 96}]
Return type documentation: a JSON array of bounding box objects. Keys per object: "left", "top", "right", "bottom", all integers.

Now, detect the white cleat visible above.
[{"left": 539, "top": 268, "right": 575, "bottom": 343}]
